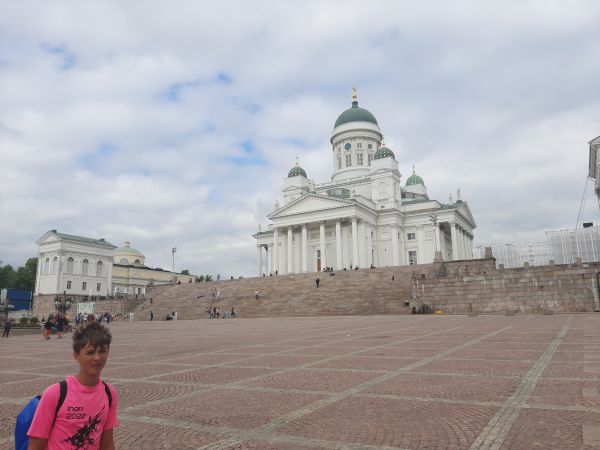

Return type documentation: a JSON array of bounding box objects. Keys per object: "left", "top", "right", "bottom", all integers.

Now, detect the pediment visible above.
[
  {"left": 269, "top": 194, "right": 354, "bottom": 219},
  {"left": 35, "top": 231, "right": 61, "bottom": 245},
  {"left": 455, "top": 201, "right": 477, "bottom": 228}
]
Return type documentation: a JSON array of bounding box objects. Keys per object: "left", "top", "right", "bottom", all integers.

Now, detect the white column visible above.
[
  {"left": 434, "top": 222, "right": 441, "bottom": 253},
  {"left": 319, "top": 222, "right": 327, "bottom": 270},
  {"left": 287, "top": 227, "right": 293, "bottom": 274},
  {"left": 35, "top": 255, "right": 42, "bottom": 295},
  {"left": 352, "top": 217, "right": 359, "bottom": 268},
  {"left": 416, "top": 225, "right": 425, "bottom": 264},
  {"left": 257, "top": 245, "right": 262, "bottom": 276},
  {"left": 450, "top": 224, "right": 459, "bottom": 260},
  {"left": 273, "top": 228, "right": 279, "bottom": 274},
  {"left": 267, "top": 244, "right": 272, "bottom": 275},
  {"left": 399, "top": 225, "right": 406, "bottom": 265},
  {"left": 358, "top": 220, "right": 365, "bottom": 267},
  {"left": 302, "top": 224, "right": 308, "bottom": 272},
  {"left": 366, "top": 223, "right": 373, "bottom": 267},
  {"left": 335, "top": 220, "right": 342, "bottom": 270},
  {"left": 469, "top": 235, "right": 474, "bottom": 259},
  {"left": 391, "top": 226, "right": 399, "bottom": 266},
  {"left": 464, "top": 232, "right": 472, "bottom": 259}
]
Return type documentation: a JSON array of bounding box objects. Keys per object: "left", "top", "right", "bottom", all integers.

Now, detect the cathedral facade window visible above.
[{"left": 408, "top": 251, "right": 418, "bottom": 265}]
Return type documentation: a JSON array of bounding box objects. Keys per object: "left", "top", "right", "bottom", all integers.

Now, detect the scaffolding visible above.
[{"left": 474, "top": 226, "right": 600, "bottom": 268}]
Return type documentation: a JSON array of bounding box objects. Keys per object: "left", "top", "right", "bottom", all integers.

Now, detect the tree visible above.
[
  {"left": 0, "top": 264, "right": 15, "bottom": 288},
  {"left": 181, "top": 269, "right": 190, "bottom": 275},
  {"left": 0, "top": 257, "right": 38, "bottom": 291},
  {"left": 197, "top": 275, "right": 205, "bottom": 282},
  {"left": 205, "top": 274, "right": 213, "bottom": 281},
  {"left": 13, "top": 258, "right": 37, "bottom": 291}
]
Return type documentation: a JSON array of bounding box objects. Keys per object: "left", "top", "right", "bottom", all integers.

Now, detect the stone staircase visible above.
[{"left": 136, "top": 267, "right": 417, "bottom": 320}]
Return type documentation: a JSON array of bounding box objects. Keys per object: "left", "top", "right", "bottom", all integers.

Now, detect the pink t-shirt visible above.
[{"left": 28, "top": 376, "right": 118, "bottom": 449}]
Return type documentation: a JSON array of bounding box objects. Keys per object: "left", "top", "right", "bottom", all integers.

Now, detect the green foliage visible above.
[
  {"left": 181, "top": 269, "right": 190, "bottom": 275},
  {"left": 29, "top": 317, "right": 39, "bottom": 326},
  {"left": 0, "top": 257, "right": 38, "bottom": 291},
  {"left": 205, "top": 274, "right": 213, "bottom": 281},
  {"left": 197, "top": 275, "right": 205, "bottom": 282},
  {"left": 19, "top": 317, "right": 29, "bottom": 325}
]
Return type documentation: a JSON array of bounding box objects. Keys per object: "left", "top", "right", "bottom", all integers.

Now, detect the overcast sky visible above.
[{"left": 1, "top": 1, "right": 599, "bottom": 277}]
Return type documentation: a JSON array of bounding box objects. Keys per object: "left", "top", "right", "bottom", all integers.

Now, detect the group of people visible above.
[
  {"left": 206, "top": 306, "right": 236, "bottom": 319},
  {"left": 74, "top": 311, "right": 114, "bottom": 327},
  {"left": 43, "top": 314, "right": 69, "bottom": 339}
]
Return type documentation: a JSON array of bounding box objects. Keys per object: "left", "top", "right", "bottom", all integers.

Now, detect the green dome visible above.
[
  {"left": 334, "top": 101, "right": 378, "bottom": 128},
  {"left": 374, "top": 145, "right": 395, "bottom": 160},
  {"left": 114, "top": 243, "right": 144, "bottom": 257},
  {"left": 288, "top": 165, "right": 307, "bottom": 178},
  {"left": 406, "top": 170, "right": 424, "bottom": 186}
]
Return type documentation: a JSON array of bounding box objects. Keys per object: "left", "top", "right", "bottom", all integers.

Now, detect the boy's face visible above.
[{"left": 74, "top": 343, "right": 109, "bottom": 376}]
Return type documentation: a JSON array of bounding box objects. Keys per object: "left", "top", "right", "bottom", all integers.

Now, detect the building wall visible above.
[{"left": 413, "top": 259, "right": 600, "bottom": 313}]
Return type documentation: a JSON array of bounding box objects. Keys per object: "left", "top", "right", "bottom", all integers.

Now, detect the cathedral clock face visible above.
[{"left": 344, "top": 143, "right": 351, "bottom": 150}]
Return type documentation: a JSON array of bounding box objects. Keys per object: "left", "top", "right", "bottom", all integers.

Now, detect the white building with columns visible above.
[
  {"left": 253, "top": 90, "right": 476, "bottom": 275},
  {"left": 35, "top": 230, "right": 116, "bottom": 297}
]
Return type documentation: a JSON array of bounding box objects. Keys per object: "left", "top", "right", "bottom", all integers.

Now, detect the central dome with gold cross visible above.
[{"left": 253, "top": 87, "right": 477, "bottom": 275}]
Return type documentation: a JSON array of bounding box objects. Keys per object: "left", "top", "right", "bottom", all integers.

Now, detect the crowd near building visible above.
[
  {"left": 254, "top": 89, "right": 476, "bottom": 275},
  {"left": 34, "top": 230, "right": 193, "bottom": 299}
]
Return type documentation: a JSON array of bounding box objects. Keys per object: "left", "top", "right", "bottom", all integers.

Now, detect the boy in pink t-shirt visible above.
[{"left": 28, "top": 321, "right": 118, "bottom": 450}]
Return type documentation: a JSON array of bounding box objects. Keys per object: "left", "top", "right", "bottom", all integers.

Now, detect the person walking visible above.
[
  {"left": 2, "top": 319, "right": 12, "bottom": 338},
  {"left": 255, "top": 290, "right": 259, "bottom": 300},
  {"left": 43, "top": 318, "right": 53, "bottom": 340},
  {"left": 150, "top": 310, "right": 154, "bottom": 321},
  {"left": 56, "top": 316, "right": 65, "bottom": 339},
  {"left": 315, "top": 278, "right": 320, "bottom": 288}
]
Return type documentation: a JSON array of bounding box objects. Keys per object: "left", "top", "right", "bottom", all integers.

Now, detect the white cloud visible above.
[{"left": 1, "top": 0, "right": 600, "bottom": 276}]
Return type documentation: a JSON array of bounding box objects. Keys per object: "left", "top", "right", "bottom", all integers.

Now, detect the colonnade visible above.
[
  {"left": 257, "top": 217, "right": 375, "bottom": 276},
  {"left": 450, "top": 223, "right": 474, "bottom": 260},
  {"left": 256, "top": 219, "right": 473, "bottom": 276}
]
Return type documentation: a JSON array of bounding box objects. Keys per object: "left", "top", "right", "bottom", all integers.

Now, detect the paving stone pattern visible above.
[{"left": 1, "top": 314, "right": 599, "bottom": 449}]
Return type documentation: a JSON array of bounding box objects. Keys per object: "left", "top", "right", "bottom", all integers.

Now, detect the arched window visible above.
[
  {"left": 52, "top": 256, "right": 58, "bottom": 273},
  {"left": 134, "top": 259, "right": 141, "bottom": 265},
  {"left": 66, "top": 257, "right": 74, "bottom": 274},
  {"left": 96, "top": 261, "right": 103, "bottom": 277},
  {"left": 81, "top": 259, "right": 89, "bottom": 275},
  {"left": 119, "top": 258, "right": 128, "bottom": 265},
  {"left": 44, "top": 258, "right": 50, "bottom": 275}
]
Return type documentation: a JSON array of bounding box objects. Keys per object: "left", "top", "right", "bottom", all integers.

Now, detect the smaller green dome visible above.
[
  {"left": 373, "top": 141, "right": 395, "bottom": 160},
  {"left": 288, "top": 163, "right": 307, "bottom": 178},
  {"left": 406, "top": 167, "right": 424, "bottom": 186}
]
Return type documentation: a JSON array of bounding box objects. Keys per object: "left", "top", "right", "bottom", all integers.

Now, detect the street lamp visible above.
[
  {"left": 171, "top": 247, "right": 177, "bottom": 273},
  {"left": 54, "top": 292, "right": 72, "bottom": 316}
]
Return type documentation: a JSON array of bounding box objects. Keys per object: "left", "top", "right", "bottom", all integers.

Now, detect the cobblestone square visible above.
[{"left": 1, "top": 314, "right": 599, "bottom": 449}]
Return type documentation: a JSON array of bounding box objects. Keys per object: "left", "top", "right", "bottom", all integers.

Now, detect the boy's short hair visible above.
[{"left": 72, "top": 321, "right": 112, "bottom": 354}]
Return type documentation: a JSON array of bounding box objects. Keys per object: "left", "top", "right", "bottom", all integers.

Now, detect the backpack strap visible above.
[
  {"left": 102, "top": 381, "right": 113, "bottom": 408},
  {"left": 52, "top": 380, "right": 68, "bottom": 425}
]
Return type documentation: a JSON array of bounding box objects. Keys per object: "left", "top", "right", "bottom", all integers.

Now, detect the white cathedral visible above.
[{"left": 253, "top": 89, "right": 476, "bottom": 275}]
